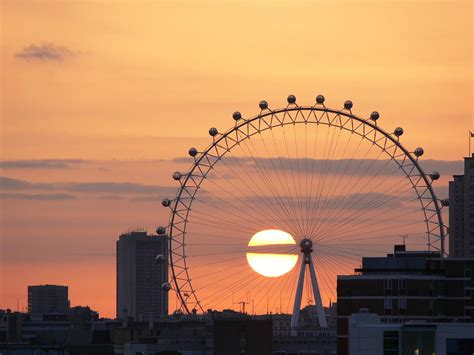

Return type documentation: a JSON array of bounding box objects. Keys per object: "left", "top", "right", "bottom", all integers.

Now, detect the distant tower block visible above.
[{"left": 291, "top": 239, "right": 327, "bottom": 332}]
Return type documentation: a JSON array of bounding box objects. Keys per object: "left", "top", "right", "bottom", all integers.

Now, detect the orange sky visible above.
[{"left": 1, "top": 0, "right": 473, "bottom": 317}]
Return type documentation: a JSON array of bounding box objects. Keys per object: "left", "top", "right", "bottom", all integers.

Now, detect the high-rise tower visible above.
[
  {"left": 116, "top": 229, "right": 168, "bottom": 320},
  {"left": 449, "top": 154, "right": 474, "bottom": 257}
]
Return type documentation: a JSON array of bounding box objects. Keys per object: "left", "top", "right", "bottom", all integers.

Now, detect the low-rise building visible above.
[
  {"left": 348, "top": 309, "right": 474, "bottom": 355},
  {"left": 337, "top": 245, "right": 474, "bottom": 355}
]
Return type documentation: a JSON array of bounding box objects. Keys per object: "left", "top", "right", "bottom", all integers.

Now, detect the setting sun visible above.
[{"left": 246, "top": 229, "right": 298, "bottom": 277}]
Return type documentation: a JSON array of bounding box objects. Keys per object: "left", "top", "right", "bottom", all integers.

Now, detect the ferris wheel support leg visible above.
[
  {"left": 290, "top": 255, "right": 306, "bottom": 335},
  {"left": 308, "top": 255, "right": 327, "bottom": 328}
]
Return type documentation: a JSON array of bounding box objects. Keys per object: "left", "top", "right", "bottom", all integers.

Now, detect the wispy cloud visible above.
[
  {"left": 15, "top": 43, "right": 78, "bottom": 62},
  {"left": 0, "top": 192, "right": 77, "bottom": 200},
  {"left": 175, "top": 157, "right": 463, "bottom": 177},
  {"left": 0, "top": 159, "right": 85, "bottom": 169},
  {"left": 0, "top": 176, "right": 175, "bottom": 196}
]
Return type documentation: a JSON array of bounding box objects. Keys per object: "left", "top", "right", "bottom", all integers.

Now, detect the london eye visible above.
[{"left": 158, "top": 95, "right": 447, "bottom": 328}]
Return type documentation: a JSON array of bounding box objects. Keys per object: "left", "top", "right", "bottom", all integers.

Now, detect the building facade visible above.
[
  {"left": 348, "top": 310, "right": 474, "bottom": 355},
  {"left": 116, "top": 230, "right": 168, "bottom": 321},
  {"left": 337, "top": 245, "right": 474, "bottom": 355},
  {"left": 27, "top": 285, "right": 69, "bottom": 315},
  {"left": 449, "top": 154, "right": 474, "bottom": 257}
]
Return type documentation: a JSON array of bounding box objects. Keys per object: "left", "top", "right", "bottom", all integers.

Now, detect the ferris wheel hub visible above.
[{"left": 300, "top": 238, "right": 313, "bottom": 253}]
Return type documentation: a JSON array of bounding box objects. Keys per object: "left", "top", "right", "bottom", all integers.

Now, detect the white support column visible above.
[
  {"left": 290, "top": 254, "right": 306, "bottom": 332},
  {"left": 308, "top": 254, "right": 327, "bottom": 328}
]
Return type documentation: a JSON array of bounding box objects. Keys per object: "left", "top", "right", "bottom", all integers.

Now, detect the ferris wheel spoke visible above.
[
  {"left": 313, "top": 257, "right": 337, "bottom": 303},
  {"left": 222, "top": 152, "right": 302, "bottom": 238},
  {"left": 200, "top": 268, "right": 269, "bottom": 308},
  {"left": 253, "top": 264, "right": 297, "bottom": 313},
  {"left": 311, "top": 147, "right": 390, "bottom": 238},
  {"left": 190, "top": 209, "right": 262, "bottom": 232},
  {"left": 318, "top": 207, "right": 423, "bottom": 243},
  {"left": 315, "top": 180, "right": 414, "bottom": 241},
  {"left": 308, "top": 126, "right": 351, "bottom": 237},
  {"left": 306, "top": 123, "right": 339, "bottom": 237},
  {"left": 290, "top": 121, "right": 306, "bottom": 235},
  {"left": 193, "top": 195, "right": 273, "bottom": 232},
  {"left": 265, "top": 121, "right": 306, "bottom": 238},
  {"left": 311, "top": 136, "right": 365, "bottom": 231},
  {"left": 310, "top": 146, "right": 391, "bottom": 238},
  {"left": 316, "top": 252, "right": 357, "bottom": 288},
  {"left": 315, "top": 249, "right": 359, "bottom": 269},
  {"left": 239, "top": 136, "right": 305, "bottom": 237},
  {"left": 315, "top": 246, "right": 366, "bottom": 262},
  {"left": 203, "top": 166, "right": 293, "bottom": 235},
  {"left": 185, "top": 231, "right": 250, "bottom": 242},
  {"left": 254, "top": 129, "right": 306, "bottom": 236},
  {"left": 196, "top": 262, "right": 255, "bottom": 291}
]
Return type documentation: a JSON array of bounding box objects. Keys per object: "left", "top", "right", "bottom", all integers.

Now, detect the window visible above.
[
  {"left": 384, "top": 298, "right": 392, "bottom": 315},
  {"left": 399, "top": 298, "right": 407, "bottom": 315},
  {"left": 385, "top": 279, "right": 393, "bottom": 296},
  {"left": 399, "top": 279, "right": 407, "bottom": 295},
  {"left": 383, "top": 331, "right": 399, "bottom": 355}
]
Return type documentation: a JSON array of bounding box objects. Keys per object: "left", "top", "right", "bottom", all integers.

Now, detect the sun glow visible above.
[{"left": 246, "top": 229, "right": 298, "bottom": 277}]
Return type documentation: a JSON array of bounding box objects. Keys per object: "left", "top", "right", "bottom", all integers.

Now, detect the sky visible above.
[{"left": 0, "top": 0, "right": 473, "bottom": 318}]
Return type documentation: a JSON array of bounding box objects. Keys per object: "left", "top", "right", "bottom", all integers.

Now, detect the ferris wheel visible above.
[{"left": 157, "top": 95, "right": 448, "bottom": 328}]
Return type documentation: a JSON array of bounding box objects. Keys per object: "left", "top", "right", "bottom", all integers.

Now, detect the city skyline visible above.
[{"left": 1, "top": 0, "right": 473, "bottom": 318}]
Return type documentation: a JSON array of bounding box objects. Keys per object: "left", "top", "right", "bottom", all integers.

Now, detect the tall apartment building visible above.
[
  {"left": 449, "top": 154, "right": 474, "bottom": 257},
  {"left": 336, "top": 245, "right": 474, "bottom": 355},
  {"left": 116, "top": 230, "right": 168, "bottom": 321},
  {"left": 27, "top": 285, "right": 69, "bottom": 314}
]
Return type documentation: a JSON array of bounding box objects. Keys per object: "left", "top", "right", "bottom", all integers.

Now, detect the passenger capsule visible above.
[
  {"left": 430, "top": 172, "right": 440, "bottom": 180},
  {"left": 370, "top": 111, "right": 380, "bottom": 121},
  {"left": 209, "top": 127, "right": 218, "bottom": 136},
  {"left": 232, "top": 111, "right": 242, "bottom": 121},
  {"left": 155, "top": 254, "right": 165, "bottom": 263},
  {"left": 287, "top": 95, "right": 296, "bottom": 104},
  {"left": 414, "top": 147, "right": 424, "bottom": 157},
  {"left": 344, "top": 100, "right": 353, "bottom": 110},
  {"left": 188, "top": 147, "right": 198, "bottom": 157},
  {"left": 172, "top": 171, "right": 182, "bottom": 180},
  {"left": 162, "top": 198, "right": 171, "bottom": 207},
  {"left": 162, "top": 283, "right": 172, "bottom": 291},
  {"left": 316, "top": 95, "right": 325, "bottom": 104},
  {"left": 259, "top": 100, "right": 268, "bottom": 110},
  {"left": 441, "top": 198, "right": 449, "bottom": 207},
  {"left": 156, "top": 226, "right": 166, "bottom": 235},
  {"left": 394, "top": 127, "right": 404, "bottom": 137}
]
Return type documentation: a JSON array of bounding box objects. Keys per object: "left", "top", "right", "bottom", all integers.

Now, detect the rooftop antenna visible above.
[{"left": 470, "top": 130, "right": 474, "bottom": 156}]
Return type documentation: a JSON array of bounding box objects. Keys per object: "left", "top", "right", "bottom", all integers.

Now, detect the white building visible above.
[{"left": 348, "top": 309, "right": 474, "bottom": 355}]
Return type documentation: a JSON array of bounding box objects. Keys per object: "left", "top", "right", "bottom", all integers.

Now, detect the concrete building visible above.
[
  {"left": 348, "top": 310, "right": 474, "bottom": 355},
  {"left": 449, "top": 154, "right": 474, "bottom": 257},
  {"left": 337, "top": 245, "right": 474, "bottom": 355},
  {"left": 27, "top": 285, "right": 69, "bottom": 315},
  {"left": 116, "top": 229, "right": 168, "bottom": 321}
]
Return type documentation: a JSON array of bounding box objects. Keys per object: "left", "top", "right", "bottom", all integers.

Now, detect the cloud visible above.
[
  {"left": 0, "top": 159, "right": 84, "bottom": 169},
  {"left": 15, "top": 43, "right": 77, "bottom": 62},
  {"left": 174, "top": 157, "right": 463, "bottom": 178},
  {"left": 200, "top": 191, "right": 408, "bottom": 211},
  {"left": 0, "top": 176, "right": 175, "bottom": 196},
  {"left": 0, "top": 192, "right": 76, "bottom": 200}
]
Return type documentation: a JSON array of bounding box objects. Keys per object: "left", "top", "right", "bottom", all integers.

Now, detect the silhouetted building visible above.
[
  {"left": 28, "top": 285, "right": 69, "bottom": 315},
  {"left": 336, "top": 245, "right": 474, "bottom": 355},
  {"left": 449, "top": 154, "right": 474, "bottom": 257},
  {"left": 116, "top": 230, "right": 168, "bottom": 321},
  {"left": 69, "top": 306, "right": 99, "bottom": 329}
]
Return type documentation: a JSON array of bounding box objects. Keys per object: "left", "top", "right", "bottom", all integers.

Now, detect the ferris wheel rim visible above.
[{"left": 164, "top": 102, "right": 446, "bottom": 314}]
